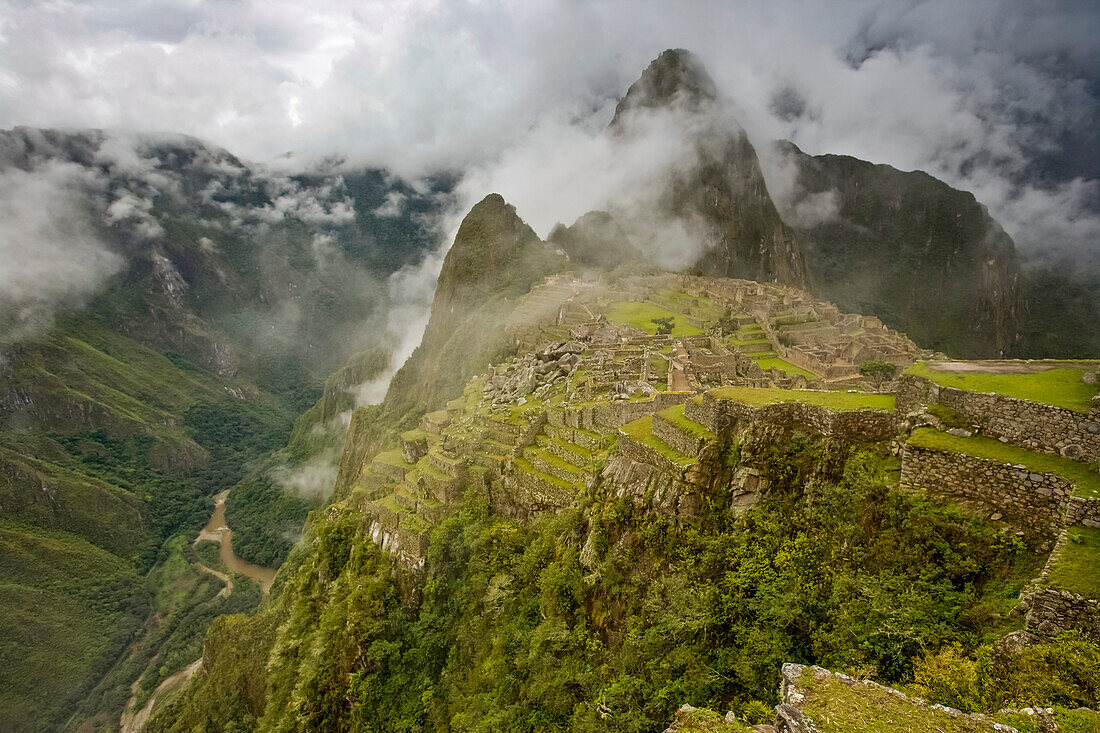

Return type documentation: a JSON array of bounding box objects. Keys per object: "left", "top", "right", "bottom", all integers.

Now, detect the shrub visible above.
[{"left": 911, "top": 645, "right": 983, "bottom": 710}]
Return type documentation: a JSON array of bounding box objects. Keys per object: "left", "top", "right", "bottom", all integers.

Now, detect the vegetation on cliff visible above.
[{"left": 149, "top": 431, "right": 1057, "bottom": 731}]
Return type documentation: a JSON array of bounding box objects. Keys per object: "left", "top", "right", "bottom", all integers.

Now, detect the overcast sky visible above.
[{"left": 1, "top": 0, "right": 1097, "bottom": 272}]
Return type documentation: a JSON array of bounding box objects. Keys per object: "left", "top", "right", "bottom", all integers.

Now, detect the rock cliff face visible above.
[
  {"left": 610, "top": 50, "right": 808, "bottom": 288},
  {"left": 773, "top": 141, "right": 1022, "bottom": 358},
  {"left": 546, "top": 210, "right": 644, "bottom": 271},
  {"left": 607, "top": 50, "right": 1074, "bottom": 359},
  {"left": 383, "top": 194, "right": 563, "bottom": 419}
]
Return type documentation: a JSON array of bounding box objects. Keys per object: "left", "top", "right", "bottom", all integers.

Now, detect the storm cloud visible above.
[{"left": 0, "top": 0, "right": 1097, "bottom": 280}]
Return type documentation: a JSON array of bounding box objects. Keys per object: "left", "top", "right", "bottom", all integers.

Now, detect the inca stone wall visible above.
[
  {"left": 506, "top": 464, "right": 574, "bottom": 510},
  {"left": 899, "top": 444, "right": 1073, "bottom": 535},
  {"left": 1026, "top": 586, "right": 1100, "bottom": 643},
  {"left": 1022, "top": 529, "right": 1100, "bottom": 642},
  {"left": 652, "top": 412, "right": 708, "bottom": 457},
  {"left": 618, "top": 433, "right": 691, "bottom": 478},
  {"left": 897, "top": 374, "right": 1100, "bottom": 461},
  {"left": 1065, "top": 496, "right": 1100, "bottom": 527},
  {"left": 686, "top": 392, "right": 899, "bottom": 443}
]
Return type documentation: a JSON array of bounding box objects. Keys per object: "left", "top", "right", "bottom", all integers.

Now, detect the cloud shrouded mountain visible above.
[{"left": 2, "top": 0, "right": 1095, "bottom": 285}]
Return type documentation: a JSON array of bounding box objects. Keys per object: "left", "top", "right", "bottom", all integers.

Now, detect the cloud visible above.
[
  {"left": 354, "top": 243, "right": 448, "bottom": 405},
  {"left": 0, "top": 0, "right": 1096, "bottom": 277},
  {"left": 0, "top": 160, "right": 122, "bottom": 338}
]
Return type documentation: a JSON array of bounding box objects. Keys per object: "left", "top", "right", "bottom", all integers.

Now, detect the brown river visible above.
[
  {"left": 120, "top": 488, "right": 277, "bottom": 730},
  {"left": 196, "top": 489, "right": 276, "bottom": 593}
]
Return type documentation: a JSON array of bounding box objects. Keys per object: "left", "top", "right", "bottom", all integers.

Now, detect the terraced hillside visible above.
[{"left": 147, "top": 261, "right": 1100, "bottom": 731}]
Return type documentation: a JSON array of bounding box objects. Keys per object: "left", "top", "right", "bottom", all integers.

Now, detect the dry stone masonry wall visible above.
[
  {"left": 688, "top": 392, "right": 899, "bottom": 443},
  {"left": 897, "top": 374, "right": 1100, "bottom": 462},
  {"left": 899, "top": 445, "right": 1074, "bottom": 535}
]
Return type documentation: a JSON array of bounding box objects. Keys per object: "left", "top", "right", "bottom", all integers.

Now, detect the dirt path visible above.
[
  {"left": 117, "top": 488, "right": 277, "bottom": 732},
  {"left": 119, "top": 659, "right": 202, "bottom": 733},
  {"left": 194, "top": 560, "right": 233, "bottom": 597},
  {"left": 669, "top": 341, "right": 691, "bottom": 391}
]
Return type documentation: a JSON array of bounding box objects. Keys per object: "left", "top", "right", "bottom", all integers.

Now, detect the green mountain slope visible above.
[
  {"left": 775, "top": 141, "right": 1022, "bottom": 358},
  {"left": 0, "top": 128, "right": 448, "bottom": 730}
]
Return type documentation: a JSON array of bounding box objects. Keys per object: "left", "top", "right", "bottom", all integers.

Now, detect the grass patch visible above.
[
  {"left": 1054, "top": 706, "right": 1100, "bottom": 733},
  {"left": 1046, "top": 526, "right": 1100, "bottom": 599},
  {"left": 907, "top": 428, "right": 1100, "bottom": 498},
  {"left": 708, "top": 386, "right": 895, "bottom": 412},
  {"left": 754, "top": 357, "right": 819, "bottom": 380},
  {"left": 670, "top": 706, "right": 754, "bottom": 732},
  {"left": 657, "top": 404, "right": 715, "bottom": 441},
  {"left": 619, "top": 416, "right": 695, "bottom": 466},
  {"left": 401, "top": 428, "right": 431, "bottom": 443},
  {"left": 797, "top": 668, "right": 997, "bottom": 732},
  {"left": 602, "top": 301, "right": 704, "bottom": 337},
  {"left": 927, "top": 403, "right": 971, "bottom": 429},
  {"left": 906, "top": 361, "right": 1100, "bottom": 413},
  {"left": 374, "top": 449, "right": 413, "bottom": 468},
  {"left": 513, "top": 458, "right": 579, "bottom": 491}
]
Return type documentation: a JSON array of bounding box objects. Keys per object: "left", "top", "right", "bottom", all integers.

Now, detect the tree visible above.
[
  {"left": 651, "top": 316, "right": 675, "bottom": 335},
  {"left": 859, "top": 360, "right": 898, "bottom": 389}
]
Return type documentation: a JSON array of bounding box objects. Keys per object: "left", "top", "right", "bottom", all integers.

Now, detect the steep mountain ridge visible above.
[
  {"left": 609, "top": 49, "right": 1097, "bottom": 360},
  {"left": 382, "top": 194, "right": 565, "bottom": 422},
  {"left": 611, "top": 49, "right": 808, "bottom": 288},
  {"left": 773, "top": 140, "right": 1022, "bottom": 357}
]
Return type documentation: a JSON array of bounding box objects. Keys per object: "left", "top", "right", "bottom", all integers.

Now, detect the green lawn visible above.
[
  {"left": 907, "top": 428, "right": 1100, "bottom": 498},
  {"left": 1046, "top": 526, "right": 1100, "bottom": 599},
  {"left": 374, "top": 449, "right": 413, "bottom": 468},
  {"left": 652, "top": 288, "right": 724, "bottom": 320},
  {"left": 755, "top": 357, "right": 819, "bottom": 380},
  {"left": 602, "top": 301, "right": 704, "bottom": 336},
  {"left": 619, "top": 416, "right": 696, "bottom": 466},
  {"left": 795, "top": 668, "right": 1001, "bottom": 732},
  {"left": 708, "top": 386, "right": 894, "bottom": 412},
  {"left": 906, "top": 361, "right": 1100, "bottom": 413},
  {"left": 657, "top": 404, "right": 715, "bottom": 441}
]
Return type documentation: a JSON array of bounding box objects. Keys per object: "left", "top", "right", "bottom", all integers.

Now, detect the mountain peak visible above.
[{"left": 610, "top": 49, "right": 718, "bottom": 127}]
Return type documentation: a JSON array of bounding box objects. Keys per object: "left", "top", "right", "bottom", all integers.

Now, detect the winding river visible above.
[{"left": 196, "top": 489, "right": 276, "bottom": 593}]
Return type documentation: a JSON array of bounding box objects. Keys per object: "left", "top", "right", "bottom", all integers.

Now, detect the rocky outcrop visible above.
[
  {"left": 547, "top": 211, "right": 645, "bottom": 271},
  {"left": 777, "top": 663, "right": 1021, "bottom": 732},
  {"left": 384, "top": 194, "right": 564, "bottom": 417}
]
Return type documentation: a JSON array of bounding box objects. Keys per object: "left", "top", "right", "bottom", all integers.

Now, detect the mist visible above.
[
  {"left": 0, "top": 160, "right": 122, "bottom": 339},
  {"left": 2, "top": 1, "right": 1095, "bottom": 278}
]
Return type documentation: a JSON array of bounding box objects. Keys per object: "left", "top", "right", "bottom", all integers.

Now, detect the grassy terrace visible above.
[
  {"left": 657, "top": 404, "right": 714, "bottom": 441},
  {"left": 400, "top": 428, "right": 431, "bottom": 443},
  {"left": 708, "top": 386, "right": 894, "bottom": 412},
  {"left": 795, "top": 669, "right": 1002, "bottom": 733},
  {"left": 652, "top": 288, "right": 724, "bottom": 320},
  {"left": 1046, "top": 526, "right": 1100, "bottom": 599},
  {"left": 620, "top": 416, "right": 696, "bottom": 466},
  {"left": 525, "top": 447, "right": 587, "bottom": 476},
  {"left": 907, "top": 428, "right": 1100, "bottom": 498},
  {"left": 602, "top": 301, "right": 704, "bottom": 337},
  {"left": 754, "top": 357, "right": 819, "bottom": 380},
  {"left": 513, "top": 458, "right": 579, "bottom": 491},
  {"left": 906, "top": 361, "right": 1100, "bottom": 413},
  {"left": 374, "top": 449, "right": 412, "bottom": 468}
]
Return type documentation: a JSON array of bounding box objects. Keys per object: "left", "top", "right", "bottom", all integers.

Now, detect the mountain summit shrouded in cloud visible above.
[
  {"left": 1, "top": 0, "right": 1096, "bottom": 282},
  {"left": 1, "top": 5, "right": 1100, "bottom": 731}
]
